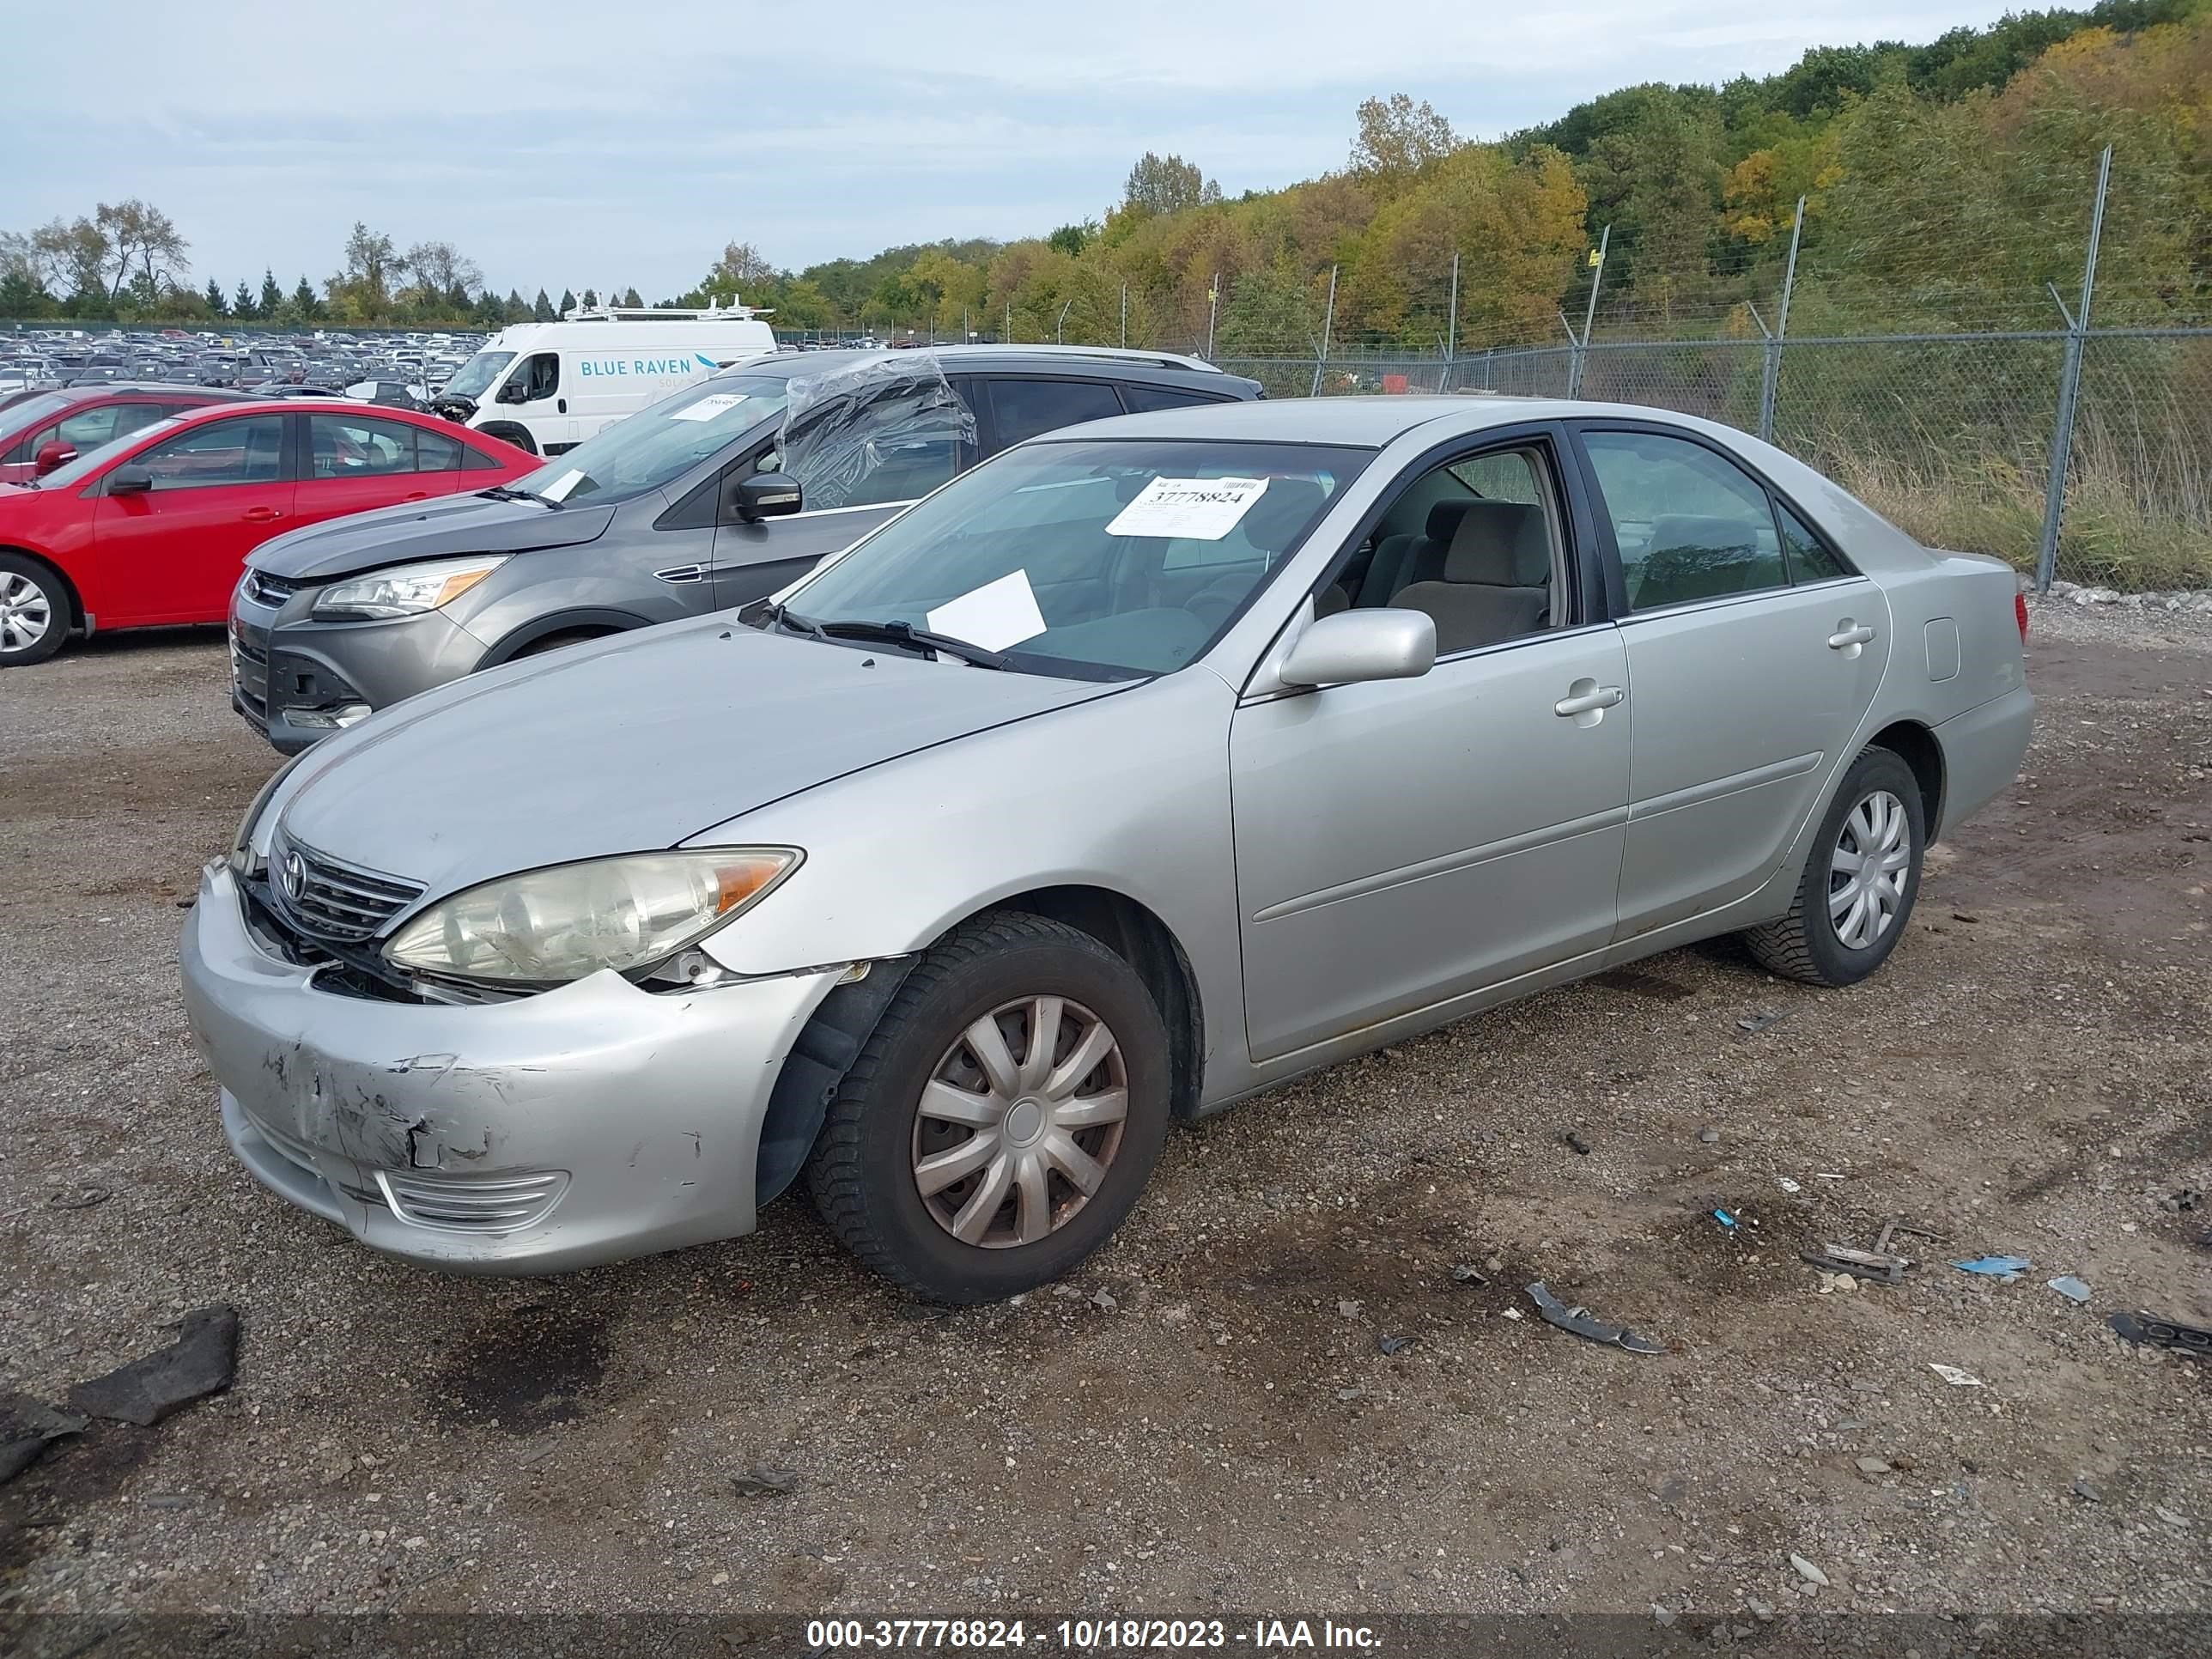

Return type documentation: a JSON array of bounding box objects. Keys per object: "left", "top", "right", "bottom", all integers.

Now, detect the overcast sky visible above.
[{"left": 8, "top": 0, "right": 2021, "bottom": 302}]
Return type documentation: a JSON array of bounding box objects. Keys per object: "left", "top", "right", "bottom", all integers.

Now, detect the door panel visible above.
[
  {"left": 294, "top": 413, "right": 463, "bottom": 535},
  {"left": 1230, "top": 629, "right": 1632, "bottom": 1060},
  {"left": 1613, "top": 581, "right": 1891, "bottom": 935},
  {"left": 90, "top": 415, "right": 293, "bottom": 624},
  {"left": 710, "top": 507, "right": 902, "bottom": 610}
]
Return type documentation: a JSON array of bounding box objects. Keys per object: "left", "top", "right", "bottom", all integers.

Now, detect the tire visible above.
[
  {"left": 0, "top": 553, "right": 70, "bottom": 667},
  {"left": 804, "top": 911, "right": 1171, "bottom": 1304},
  {"left": 1744, "top": 745, "right": 1926, "bottom": 988}
]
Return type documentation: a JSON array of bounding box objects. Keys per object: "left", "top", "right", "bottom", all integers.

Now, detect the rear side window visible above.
[
  {"left": 307, "top": 414, "right": 421, "bottom": 477},
  {"left": 1119, "top": 383, "right": 1228, "bottom": 413},
  {"left": 1581, "top": 430, "right": 1785, "bottom": 610},
  {"left": 1778, "top": 501, "right": 1848, "bottom": 582},
  {"left": 985, "top": 378, "right": 1123, "bottom": 450},
  {"left": 415, "top": 428, "right": 465, "bottom": 472}
]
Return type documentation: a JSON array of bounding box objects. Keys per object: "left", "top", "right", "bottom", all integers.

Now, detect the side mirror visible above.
[
  {"left": 33, "top": 440, "right": 76, "bottom": 477},
  {"left": 495, "top": 379, "right": 529, "bottom": 405},
  {"left": 1279, "top": 607, "right": 1436, "bottom": 689},
  {"left": 732, "top": 471, "right": 803, "bottom": 522},
  {"left": 106, "top": 465, "right": 154, "bottom": 496}
]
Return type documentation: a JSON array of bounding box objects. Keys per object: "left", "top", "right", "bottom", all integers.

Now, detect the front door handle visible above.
[
  {"left": 556, "top": 398, "right": 567, "bottom": 414},
  {"left": 243, "top": 507, "right": 284, "bottom": 523},
  {"left": 403, "top": 490, "right": 428, "bottom": 501},
  {"left": 1554, "top": 680, "right": 1626, "bottom": 726},
  {"left": 1828, "top": 621, "right": 1876, "bottom": 655}
]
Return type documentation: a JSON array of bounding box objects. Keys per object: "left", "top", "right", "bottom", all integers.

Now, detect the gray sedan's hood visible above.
[
  {"left": 246, "top": 491, "right": 616, "bottom": 581},
  {"left": 275, "top": 619, "right": 1125, "bottom": 902}
]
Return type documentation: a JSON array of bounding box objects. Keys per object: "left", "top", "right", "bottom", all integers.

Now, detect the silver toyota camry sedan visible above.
[{"left": 182, "top": 396, "right": 2033, "bottom": 1302}]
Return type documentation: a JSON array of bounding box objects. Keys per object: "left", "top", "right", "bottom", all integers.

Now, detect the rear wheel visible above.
[
  {"left": 805, "top": 912, "right": 1171, "bottom": 1304},
  {"left": 0, "top": 555, "right": 69, "bottom": 667},
  {"left": 1744, "top": 745, "right": 1924, "bottom": 987}
]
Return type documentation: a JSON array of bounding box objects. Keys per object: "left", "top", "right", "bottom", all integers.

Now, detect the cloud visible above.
[{"left": 1, "top": 0, "right": 2021, "bottom": 298}]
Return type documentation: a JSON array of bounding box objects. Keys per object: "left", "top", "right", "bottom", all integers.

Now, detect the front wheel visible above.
[
  {"left": 0, "top": 554, "right": 69, "bottom": 667},
  {"left": 805, "top": 912, "right": 1171, "bottom": 1304},
  {"left": 1743, "top": 746, "right": 1925, "bottom": 987}
]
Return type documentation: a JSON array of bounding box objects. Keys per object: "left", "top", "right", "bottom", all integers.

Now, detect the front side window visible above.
[
  {"left": 520, "top": 353, "right": 559, "bottom": 401},
  {"left": 777, "top": 438, "right": 1369, "bottom": 679},
  {"left": 985, "top": 377, "right": 1123, "bottom": 450},
  {"left": 1581, "top": 429, "right": 1785, "bottom": 610},
  {"left": 132, "top": 416, "right": 286, "bottom": 490},
  {"left": 57, "top": 402, "right": 165, "bottom": 452}
]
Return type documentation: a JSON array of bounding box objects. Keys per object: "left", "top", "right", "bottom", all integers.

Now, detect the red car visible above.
[
  {"left": 0, "top": 383, "right": 259, "bottom": 486},
  {"left": 0, "top": 401, "right": 533, "bottom": 666}
]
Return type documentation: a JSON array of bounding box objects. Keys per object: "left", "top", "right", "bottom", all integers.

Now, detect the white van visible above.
[{"left": 428, "top": 301, "right": 776, "bottom": 455}]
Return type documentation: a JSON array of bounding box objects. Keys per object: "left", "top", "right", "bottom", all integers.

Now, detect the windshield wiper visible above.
[
  {"left": 478, "top": 483, "right": 562, "bottom": 508},
  {"left": 761, "top": 600, "right": 826, "bottom": 641},
  {"left": 815, "top": 615, "right": 1010, "bottom": 670}
]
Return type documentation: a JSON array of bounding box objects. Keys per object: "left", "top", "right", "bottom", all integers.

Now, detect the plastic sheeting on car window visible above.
[{"left": 776, "top": 352, "right": 977, "bottom": 512}]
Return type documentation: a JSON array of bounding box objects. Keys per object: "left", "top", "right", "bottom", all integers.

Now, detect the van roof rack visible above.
[{"left": 560, "top": 295, "right": 772, "bottom": 323}]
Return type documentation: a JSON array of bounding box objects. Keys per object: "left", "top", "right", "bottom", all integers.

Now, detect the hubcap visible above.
[
  {"left": 1829, "top": 789, "right": 1911, "bottom": 950},
  {"left": 911, "top": 994, "right": 1128, "bottom": 1249},
  {"left": 0, "top": 573, "right": 53, "bottom": 654}
]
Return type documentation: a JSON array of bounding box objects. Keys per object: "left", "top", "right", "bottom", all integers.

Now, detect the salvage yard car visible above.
[
  {"left": 0, "top": 402, "right": 534, "bottom": 666},
  {"left": 228, "top": 346, "right": 1260, "bottom": 751},
  {"left": 183, "top": 396, "right": 2033, "bottom": 1302}
]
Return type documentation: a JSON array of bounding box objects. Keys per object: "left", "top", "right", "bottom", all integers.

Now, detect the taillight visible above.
[{"left": 2014, "top": 592, "right": 2029, "bottom": 641}]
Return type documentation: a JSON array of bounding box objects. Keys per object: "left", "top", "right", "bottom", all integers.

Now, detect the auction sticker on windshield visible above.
[
  {"left": 926, "top": 569, "right": 1048, "bottom": 653},
  {"left": 670, "top": 392, "right": 748, "bottom": 422},
  {"left": 541, "top": 468, "right": 587, "bottom": 501},
  {"left": 1105, "top": 476, "right": 1267, "bottom": 541}
]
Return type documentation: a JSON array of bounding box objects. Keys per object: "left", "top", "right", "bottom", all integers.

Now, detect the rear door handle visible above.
[
  {"left": 1828, "top": 623, "right": 1876, "bottom": 651},
  {"left": 1554, "top": 681, "right": 1626, "bottom": 721},
  {"left": 403, "top": 490, "right": 428, "bottom": 501},
  {"left": 243, "top": 507, "right": 283, "bottom": 523}
]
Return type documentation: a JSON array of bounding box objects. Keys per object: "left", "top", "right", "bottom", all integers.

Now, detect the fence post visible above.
[
  {"left": 1205, "top": 272, "right": 1220, "bottom": 361},
  {"left": 1056, "top": 298, "right": 1073, "bottom": 344},
  {"left": 1758, "top": 197, "right": 1805, "bottom": 444},
  {"left": 1310, "top": 264, "right": 1338, "bottom": 398},
  {"left": 2035, "top": 145, "right": 2112, "bottom": 593},
  {"left": 1119, "top": 283, "right": 1127, "bottom": 349},
  {"left": 1567, "top": 225, "right": 1610, "bottom": 398},
  {"left": 1445, "top": 250, "right": 1460, "bottom": 392}
]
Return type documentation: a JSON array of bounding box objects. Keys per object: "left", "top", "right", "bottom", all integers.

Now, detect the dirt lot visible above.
[{"left": 1, "top": 601, "right": 2207, "bottom": 1623}]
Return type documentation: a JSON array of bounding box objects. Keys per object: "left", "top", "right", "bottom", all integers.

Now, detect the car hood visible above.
[
  {"left": 246, "top": 491, "right": 617, "bottom": 581},
  {"left": 273, "top": 618, "right": 1127, "bottom": 902}
]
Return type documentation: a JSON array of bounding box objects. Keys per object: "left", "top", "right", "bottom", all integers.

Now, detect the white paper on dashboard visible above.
[
  {"left": 541, "top": 468, "right": 587, "bottom": 502},
  {"left": 926, "top": 569, "right": 1048, "bottom": 653},
  {"left": 1103, "top": 476, "right": 1267, "bottom": 541},
  {"left": 669, "top": 392, "right": 746, "bottom": 422}
]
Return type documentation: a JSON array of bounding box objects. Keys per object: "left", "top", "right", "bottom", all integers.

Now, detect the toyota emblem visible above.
[{"left": 281, "top": 850, "right": 307, "bottom": 902}]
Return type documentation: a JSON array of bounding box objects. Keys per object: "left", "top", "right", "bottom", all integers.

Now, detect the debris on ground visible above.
[
  {"left": 2073, "top": 1479, "right": 2106, "bottom": 1504},
  {"left": 1698, "top": 1127, "right": 1721, "bottom": 1145},
  {"left": 2160, "top": 1188, "right": 2202, "bottom": 1213},
  {"left": 1929, "top": 1364, "right": 1984, "bottom": 1387},
  {"left": 1449, "top": 1264, "right": 1488, "bottom": 1287},
  {"left": 0, "top": 1394, "right": 88, "bottom": 1485},
  {"left": 1525, "top": 1282, "right": 1665, "bottom": 1355},
  {"left": 1336, "top": 1298, "right": 1364, "bottom": 1320},
  {"left": 1814, "top": 1273, "right": 1860, "bottom": 1295},
  {"left": 66, "top": 1307, "right": 239, "bottom": 1427},
  {"left": 1713, "top": 1209, "right": 1740, "bottom": 1232},
  {"left": 1377, "top": 1334, "right": 1414, "bottom": 1356},
  {"left": 1562, "top": 1130, "right": 1593, "bottom": 1156},
  {"left": 2048, "top": 1275, "right": 2093, "bottom": 1304},
  {"left": 47, "top": 1185, "right": 112, "bottom": 1211},
  {"left": 1802, "top": 1244, "right": 1908, "bottom": 1285},
  {"left": 730, "top": 1466, "right": 799, "bottom": 1498},
  {"left": 2109, "top": 1310, "right": 2212, "bottom": 1358},
  {"left": 1088, "top": 1288, "right": 1117, "bottom": 1311},
  {"left": 2154, "top": 1505, "right": 2188, "bottom": 1528},
  {"left": 1856, "top": 1455, "right": 1891, "bottom": 1474},
  {"left": 1789, "top": 1553, "right": 1829, "bottom": 1586},
  {"left": 1737, "top": 1012, "right": 1784, "bottom": 1034},
  {"left": 1952, "top": 1255, "right": 2033, "bottom": 1281},
  {"left": 1777, "top": 1177, "right": 1802, "bottom": 1193}
]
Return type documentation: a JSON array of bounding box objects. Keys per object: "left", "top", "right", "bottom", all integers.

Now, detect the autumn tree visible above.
[
  {"left": 1351, "top": 94, "right": 1457, "bottom": 176},
  {"left": 1123, "top": 154, "right": 1220, "bottom": 216}
]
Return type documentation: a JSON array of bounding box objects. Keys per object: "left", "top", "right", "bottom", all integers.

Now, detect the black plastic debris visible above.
[
  {"left": 2109, "top": 1310, "right": 2211, "bottom": 1360},
  {"left": 1801, "top": 1244, "right": 1909, "bottom": 1285},
  {"left": 731, "top": 1465, "right": 799, "bottom": 1497},
  {"left": 1563, "top": 1130, "right": 1593, "bottom": 1156},
  {"left": 1449, "top": 1264, "right": 1489, "bottom": 1287},
  {"left": 2160, "top": 1188, "right": 2202, "bottom": 1214},
  {"left": 47, "top": 1185, "right": 112, "bottom": 1212},
  {"left": 1736, "top": 1012, "right": 1784, "bottom": 1034},
  {"left": 0, "top": 1395, "right": 88, "bottom": 1485},
  {"left": 1377, "top": 1334, "right": 1414, "bottom": 1356},
  {"left": 1525, "top": 1282, "right": 1665, "bottom": 1355},
  {"left": 68, "top": 1306, "right": 239, "bottom": 1427}
]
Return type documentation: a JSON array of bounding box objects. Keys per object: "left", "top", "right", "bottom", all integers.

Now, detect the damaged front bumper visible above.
[{"left": 180, "top": 863, "right": 842, "bottom": 1273}]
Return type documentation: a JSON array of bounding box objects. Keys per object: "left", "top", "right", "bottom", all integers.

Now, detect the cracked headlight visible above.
[
  {"left": 312, "top": 556, "right": 507, "bottom": 621},
  {"left": 381, "top": 849, "right": 799, "bottom": 987}
]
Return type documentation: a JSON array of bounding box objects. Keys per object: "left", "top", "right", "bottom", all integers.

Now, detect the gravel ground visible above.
[{"left": 1, "top": 599, "right": 2207, "bottom": 1621}]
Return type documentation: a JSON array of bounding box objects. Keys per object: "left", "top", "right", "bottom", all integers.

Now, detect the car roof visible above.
[
  {"left": 155, "top": 397, "right": 450, "bottom": 424},
  {"left": 40, "top": 381, "right": 257, "bottom": 405},
  {"left": 1027, "top": 393, "right": 1741, "bottom": 447},
  {"left": 716, "top": 345, "right": 1252, "bottom": 391}
]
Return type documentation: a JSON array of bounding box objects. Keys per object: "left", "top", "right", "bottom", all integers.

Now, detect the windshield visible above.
[
  {"left": 1, "top": 391, "right": 73, "bottom": 441},
  {"left": 508, "top": 374, "right": 788, "bottom": 507},
  {"left": 776, "top": 438, "right": 1369, "bottom": 679},
  {"left": 34, "top": 415, "right": 185, "bottom": 491},
  {"left": 441, "top": 349, "right": 515, "bottom": 401}
]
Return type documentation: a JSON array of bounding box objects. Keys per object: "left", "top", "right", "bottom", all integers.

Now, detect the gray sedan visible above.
[{"left": 182, "top": 395, "right": 2033, "bottom": 1302}]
